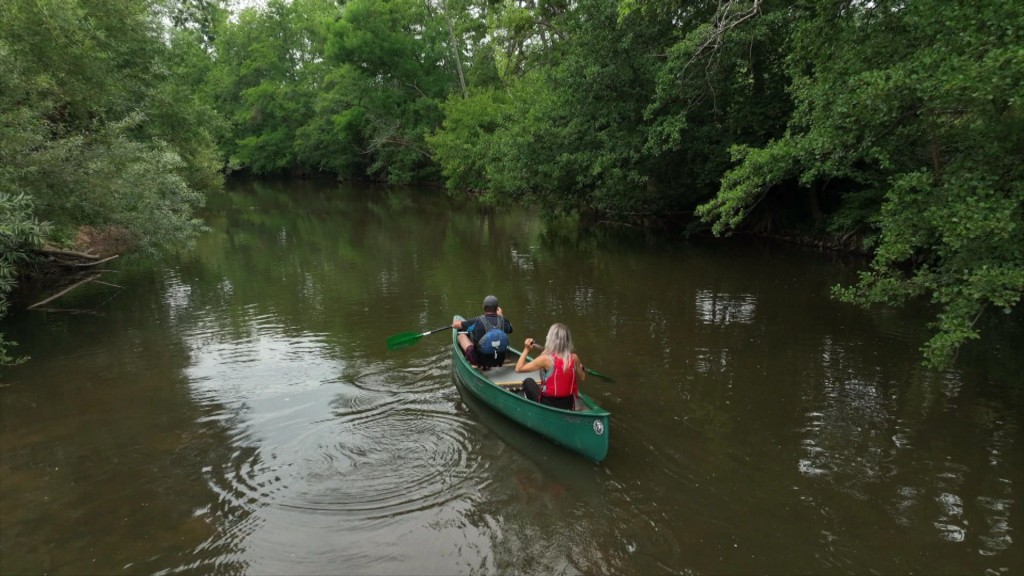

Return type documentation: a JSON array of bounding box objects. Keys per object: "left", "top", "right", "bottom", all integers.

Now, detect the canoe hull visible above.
[{"left": 451, "top": 317, "right": 610, "bottom": 462}]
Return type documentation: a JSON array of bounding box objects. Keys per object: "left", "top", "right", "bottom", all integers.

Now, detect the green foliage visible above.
[
  {"left": 700, "top": 0, "right": 1024, "bottom": 367},
  {"left": 428, "top": 0, "right": 792, "bottom": 222},
  {"left": 203, "top": 0, "right": 327, "bottom": 174},
  {"left": 149, "top": 27, "right": 228, "bottom": 194},
  {"left": 319, "top": 0, "right": 449, "bottom": 182},
  {"left": 482, "top": 69, "right": 576, "bottom": 207},
  {"left": 1, "top": 0, "right": 162, "bottom": 128},
  {"left": 431, "top": 0, "right": 667, "bottom": 213},
  {"left": 3, "top": 0, "right": 1015, "bottom": 370},
  {"left": 427, "top": 88, "right": 508, "bottom": 192},
  {"left": 0, "top": 0, "right": 223, "bottom": 364},
  {"left": 0, "top": 0, "right": 216, "bottom": 253},
  {"left": 295, "top": 81, "right": 372, "bottom": 177},
  {"left": 0, "top": 193, "right": 48, "bottom": 365},
  {"left": 27, "top": 115, "right": 208, "bottom": 256},
  {"left": 199, "top": 0, "right": 452, "bottom": 182},
  {"left": 695, "top": 140, "right": 799, "bottom": 234},
  {"left": 166, "top": 0, "right": 227, "bottom": 48},
  {"left": 644, "top": 0, "right": 794, "bottom": 204}
]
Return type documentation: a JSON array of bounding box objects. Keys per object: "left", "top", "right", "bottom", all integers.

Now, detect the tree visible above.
[
  {"left": 204, "top": 0, "right": 330, "bottom": 174},
  {"left": 203, "top": 0, "right": 454, "bottom": 182},
  {"left": 1, "top": 0, "right": 223, "bottom": 361},
  {"left": 429, "top": 0, "right": 793, "bottom": 223},
  {"left": 0, "top": 0, "right": 220, "bottom": 248},
  {"left": 0, "top": 194, "right": 48, "bottom": 365},
  {"left": 315, "top": 0, "right": 451, "bottom": 181},
  {"left": 696, "top": 0, "right": 1024, "bottom": 367}
]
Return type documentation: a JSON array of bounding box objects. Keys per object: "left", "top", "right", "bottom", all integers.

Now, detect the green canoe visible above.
[{"left": 450, "top": 316, "right": 611, "bottom": 462}]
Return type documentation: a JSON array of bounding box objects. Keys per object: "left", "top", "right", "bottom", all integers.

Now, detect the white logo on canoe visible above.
[{"left": 593, "top": 420, "right": 605, "bottom": 436}]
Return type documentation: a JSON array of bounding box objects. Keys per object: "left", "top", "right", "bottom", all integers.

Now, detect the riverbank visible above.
[{"left": 10, "top": 226, "right": 131, "bottom": 310}]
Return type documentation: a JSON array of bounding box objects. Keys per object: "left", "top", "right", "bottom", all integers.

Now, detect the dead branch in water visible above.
[
  {"left": 27, "top": 274, "right": 102, "bottom": 310},
  {"left": 28, "top": 307, "right": 105, "bottom": 315}
]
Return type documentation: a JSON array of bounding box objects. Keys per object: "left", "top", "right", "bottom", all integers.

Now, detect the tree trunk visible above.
[{"left": 442, "top": 0, "right": 467, "bottom": 99}]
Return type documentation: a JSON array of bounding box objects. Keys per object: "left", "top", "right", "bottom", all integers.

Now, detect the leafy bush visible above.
[
  {"left": 700, "top": 0, "right": 1024, "bottom": 367},
  {"left": 0, "top": 193, "right": 48, "bottom": 365}
]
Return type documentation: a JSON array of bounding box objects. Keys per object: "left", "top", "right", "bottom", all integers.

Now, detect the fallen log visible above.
[
  {"left": 34, "top": 248, "right": 101, "bottom": 260},
  {"left": 62, "top": 254, "right": 119, "bottom": 267}
]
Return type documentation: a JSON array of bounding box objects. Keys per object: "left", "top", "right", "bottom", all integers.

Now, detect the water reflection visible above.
[
  {"left": 694, "top": 289, "right": 757, "bottom": 325},
  {"left": 453, "top": 380, "right": 614, "bottom": 573},
  {"left": 796, "top": 344, "right": 1020, "bottom": 566}
]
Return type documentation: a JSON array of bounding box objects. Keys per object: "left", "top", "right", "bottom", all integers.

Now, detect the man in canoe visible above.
[
  {"left": 514, "top": 323, "right": 585, "bottom": 410},
  {"left": 452, "top": 295, "right": 514, "bottom": 369}
]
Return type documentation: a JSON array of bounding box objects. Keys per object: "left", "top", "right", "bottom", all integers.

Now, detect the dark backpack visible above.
[{"left": 476, "top": 315, "right": 509, "bottom": 360}]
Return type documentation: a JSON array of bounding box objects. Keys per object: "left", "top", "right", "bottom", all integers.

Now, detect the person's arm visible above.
[
  {"left": 515, "top": 338, "right": 551, "bottom": 373},
  {"left": 573, "top": 353, "right": 586, "bottom": 382},
  {"left": 495, "top": 307, "right": 513, "bottom": 334},
  {"left": 453, "top": 317, "right": 477, "bottom": 331}
]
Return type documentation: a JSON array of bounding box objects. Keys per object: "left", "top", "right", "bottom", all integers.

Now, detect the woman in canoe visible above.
[{"left": 514, "top": 323, "right": 586, "bottom": 410}]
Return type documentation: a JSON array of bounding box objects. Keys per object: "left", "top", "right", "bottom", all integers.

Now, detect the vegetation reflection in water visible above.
[{"left": 0, "top": 180, "right": 1021, "bottom": 575}]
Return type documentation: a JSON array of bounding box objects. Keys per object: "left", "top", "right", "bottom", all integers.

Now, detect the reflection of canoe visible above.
[
  {"left": 451, "top": 316, "right": 611, "bottom": 462},
  {"left": 454, "top": 377, "right": 607, "bottom": 493}
]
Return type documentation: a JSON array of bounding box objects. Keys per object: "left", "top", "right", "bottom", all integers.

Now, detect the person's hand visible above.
[
  {"left": 497, "top": 306, "right": 504, "bottom": 316},
  {"left": 524, "top": 337, "right": 535, "bottom": 349},
  {"left": 452, "top": 321, "right": 460, "bottom": 329}
]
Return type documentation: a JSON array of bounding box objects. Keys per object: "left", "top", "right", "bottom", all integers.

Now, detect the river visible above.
[{"left": 1, "top": 179, "right": 1021, "bottom": 575}]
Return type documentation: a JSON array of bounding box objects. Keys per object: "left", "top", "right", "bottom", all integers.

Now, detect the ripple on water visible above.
[
  {"left": 192, "top": 367, "right": 484, "bottom": 565},
  {"left": 317, "top": 345, "right": 454, "bottom": 397},
  {"left": 284, "top": 381, "right": 481, "bottom": 519},
  {"left": 172, "top": 307, "right": 486, "bottom": 571}
]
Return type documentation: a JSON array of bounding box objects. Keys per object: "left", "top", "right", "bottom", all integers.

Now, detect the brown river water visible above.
[{"left": 1, "top": 179, "right": 1021, "bottom": 575}]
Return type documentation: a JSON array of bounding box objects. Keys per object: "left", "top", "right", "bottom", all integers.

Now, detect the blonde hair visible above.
[{"left": 544, "top": 323, "right": 574, "bottom": 371}]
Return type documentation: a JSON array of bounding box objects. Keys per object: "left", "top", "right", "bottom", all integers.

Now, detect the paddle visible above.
[
  {"left": 386, "top": 325, "right": 450, "bottom": 351},
  {"left": 508, "top": 344, "right": 616, "bottom": 383}
]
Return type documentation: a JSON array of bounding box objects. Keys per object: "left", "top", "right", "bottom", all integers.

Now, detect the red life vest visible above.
[{"left": 543, "top": 354, "right": 578, "bottom": 398}]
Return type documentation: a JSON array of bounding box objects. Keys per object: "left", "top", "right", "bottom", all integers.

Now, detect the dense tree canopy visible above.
[
  {"left": 695, "top": 0, "right": 1024, "bottom": 366},
  {"left": 1, "top": 0, "right": 1020, "bottom": 367},
  {"left": 0, "top": 0, "right": 222, "bottom": 361},
  {"left": 0, "top": 0, "right": 220, "bottom": 246}
]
